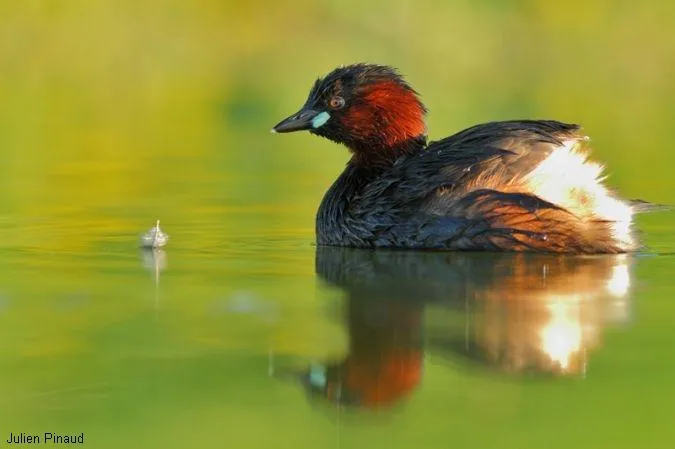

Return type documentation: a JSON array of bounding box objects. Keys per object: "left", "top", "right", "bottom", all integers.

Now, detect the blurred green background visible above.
[{"left": 0, "top": 1, "right": 674, "bottom": 448}]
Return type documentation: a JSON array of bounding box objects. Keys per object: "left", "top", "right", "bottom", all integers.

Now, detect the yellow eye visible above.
[{"left": 329, "top": 96, "right": 345, "bottom": 109}]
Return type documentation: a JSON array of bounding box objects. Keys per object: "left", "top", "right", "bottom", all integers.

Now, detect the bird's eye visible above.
[{"left": 329, "top": 96, "right": 345, "bottom": 110}]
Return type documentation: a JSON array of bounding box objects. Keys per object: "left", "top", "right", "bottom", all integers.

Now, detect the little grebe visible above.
[{"left": 273, "top": 63, "right": 653, "bottom": 253}]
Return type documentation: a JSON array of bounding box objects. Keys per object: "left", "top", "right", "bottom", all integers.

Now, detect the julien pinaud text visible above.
[{"left": 6, "top": 432, "right": 85, "bottom": 445}]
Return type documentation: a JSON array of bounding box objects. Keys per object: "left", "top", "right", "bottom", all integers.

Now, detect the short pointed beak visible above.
[{"left": 272, "top": 108, "right": 321, "bottom": 133}]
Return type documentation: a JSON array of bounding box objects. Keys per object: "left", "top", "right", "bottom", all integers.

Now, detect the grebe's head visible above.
[{"left": 273, "top": 64, "right": 427, "bottom": 163}]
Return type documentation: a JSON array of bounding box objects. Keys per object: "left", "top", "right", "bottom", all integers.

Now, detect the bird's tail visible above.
[{"left": 630, "top": 199, "right": 671, "bottom": 213}]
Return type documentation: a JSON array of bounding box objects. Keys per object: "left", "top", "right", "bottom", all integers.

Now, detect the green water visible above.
[{"left": 1, "top": 1, "right": 675, "bottom": 448}]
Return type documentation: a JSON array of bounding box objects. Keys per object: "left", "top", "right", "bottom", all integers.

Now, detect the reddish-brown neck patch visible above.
[{"left": 341, "top": 81, "right": 426, "bottom": 150}]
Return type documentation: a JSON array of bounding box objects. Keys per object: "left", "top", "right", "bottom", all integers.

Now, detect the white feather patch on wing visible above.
[{"left": 522, "top": 139, "right": 635, "bottom": 249}]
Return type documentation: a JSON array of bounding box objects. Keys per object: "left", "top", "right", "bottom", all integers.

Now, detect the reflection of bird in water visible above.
[
  {"left": 442, "top": 253, "right": 633, "bottom": 375},
  {"left": 302, "top": 295, "right": 424, "bottom": 409},
  {"left": 294, "top": 247, "right": 633, "bottom": 410}
]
